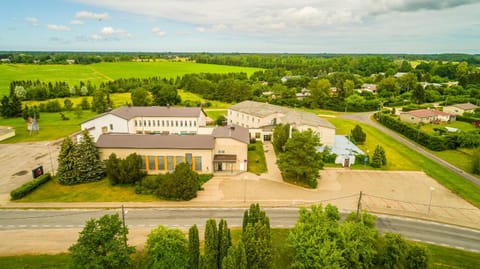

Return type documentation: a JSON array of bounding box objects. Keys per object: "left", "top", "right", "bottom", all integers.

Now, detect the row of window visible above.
[
  {"left": 134, "top": 119, "right": 197, "bottom": 128},
  {"left": 140, "top": 154, "right": 202, "bottom": 171},
  {"left": 229, "top": 111, "right": 260, "bottom": 124}
]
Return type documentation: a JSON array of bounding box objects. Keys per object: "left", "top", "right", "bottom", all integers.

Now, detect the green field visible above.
[{"left": 0, "top": 61, "right": 262, "bottom": 97}]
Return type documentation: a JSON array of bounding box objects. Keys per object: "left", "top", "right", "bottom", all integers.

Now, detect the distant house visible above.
[
  {"left": 228, "top": 100, "right": 336, "bottom": 146},
  {"left": 443, "top": 103, "right": 478, "bottom": 116},
  {"left": 399, "top": 109, "right": 455, "bottom": 124},
  {"left": 359, "top": 83, "right": 377, "bottom": 94},
  {"left": 394, "top": 72, "right": 407, "bottom": 78},
  {"left": 296, "top": 88, "right": 311, "bottom": 99},
  {"left": 281, "top": 75, "right": 301, "bottom": 83}
]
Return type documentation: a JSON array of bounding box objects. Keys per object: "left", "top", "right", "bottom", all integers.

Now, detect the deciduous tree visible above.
[{"left": 69, "top": 214, "right": 134, "bottom": 269}]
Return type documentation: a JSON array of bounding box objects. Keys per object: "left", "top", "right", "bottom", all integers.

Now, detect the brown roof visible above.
[
  {"left": 408, "top": 109, "right": 451, "bottom": 118},
  {"left": 451, "top": 103, "right": 478, "bottom": 110},
  {"left": 111, "top": 106, "right": 205, "bottom": 119},
  {"left": 96, "top": 134, "right": 214, "bottom": 149},
  {"left": 212, "top": 124, "right": 250, "bottom": 144}
]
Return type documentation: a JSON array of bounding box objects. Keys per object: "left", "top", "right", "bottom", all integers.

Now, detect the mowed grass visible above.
[
  {"left": 248, "top": 141, "right": 268, "bottom": 175},
  {"left": 0, "top": 110, "right": 97, "bottom": 143},
  {"left": 0, "top": 62, "right": 262, "bottom": 97},
  {"left": 327, "top": 117, "right": 480, "bottom": 207},
  {"left": 18, "top": 178, "right": 159, "bottom": 202}
]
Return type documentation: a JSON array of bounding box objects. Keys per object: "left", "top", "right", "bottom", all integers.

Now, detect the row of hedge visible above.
[
  {"left": 10, "top": 173, "right": 52, "bottom": 200},
  {"left": 376, "top": 113, "right": 454, "bottom": 151}
]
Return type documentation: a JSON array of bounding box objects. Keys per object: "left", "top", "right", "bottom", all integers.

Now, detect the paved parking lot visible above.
[{"left": 0, "top": 141, "right": 60, "bottom": 203}]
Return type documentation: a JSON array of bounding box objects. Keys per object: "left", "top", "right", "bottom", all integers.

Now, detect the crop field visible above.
[{"left": 0, "top": 61, "right": 261, "bottom": 97}]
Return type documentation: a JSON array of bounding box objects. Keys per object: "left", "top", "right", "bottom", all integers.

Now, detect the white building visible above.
[
  {"left": 228, "top": 101, "right": 336, "bottom": 146},
  {"left": 81, "top": 106, "right": 207, "bottom": 142}
]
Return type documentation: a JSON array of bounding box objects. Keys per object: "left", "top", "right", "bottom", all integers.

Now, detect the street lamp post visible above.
[
  {"left": 428, "top": 187, "right": 435, "bottom": 215},
  {"left": 243, "top": 175, "right": 247, "bottom": 203},
  {"left": 46, "top": 142, "right": 55, "bottom": 176}
]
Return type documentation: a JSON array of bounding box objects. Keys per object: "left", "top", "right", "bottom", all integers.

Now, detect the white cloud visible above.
[
  {"left": 25, "top": 17, "right": 38, "bottom": 26},
  {"left": 47, "top": 24, "right": 71, "bottom": 31},
  {"left": 152, "top": 27, "right": 166, "bottom": 37},
  {"left": 91, "top": 26, "right": 132, "bottom": 40},
  {"left": 70, "top": 20, "right": 84, "bottom": 25},
  {"left": 75, "top": 11, "right": 110, "bottom": 20}
]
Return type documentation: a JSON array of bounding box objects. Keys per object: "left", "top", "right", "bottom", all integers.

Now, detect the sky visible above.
[{"left": 0, "top": 0, "right": 479, "bottom": 53}]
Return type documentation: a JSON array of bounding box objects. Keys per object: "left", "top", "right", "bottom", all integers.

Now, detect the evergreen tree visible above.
[
  {"left": 350, "top": 125, "right": 366, "bottom": 144},
  {"left": 76, "top": 130, "right": 105, "bottom": 183},
  {"left": 371, "top": 144, "right": 387, "bottom": 168},
  {"left": 188, "top": 225, "right": 200, "bottom": 269},
  {"left": 204, "top": 219, "right": 219, "bottom": 269},
  {"left": 272, "top": 123, "right": 290, "bottom": 153},
  {"left": 57, "top": 137, "right": 78, "bottom": 185},
  {"left": 218, "top": 219, "right": 232, "bottom": 269},
  {"left": 241, "top": 203, "right": 272, "bottom": 269}
]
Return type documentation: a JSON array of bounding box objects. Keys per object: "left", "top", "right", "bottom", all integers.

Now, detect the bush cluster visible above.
[
  {"left": 105, "top": 153, "right": 146, "bottom": 185},
  {"left": 10, "top": 173, "right": 51, "bottom": 200}
]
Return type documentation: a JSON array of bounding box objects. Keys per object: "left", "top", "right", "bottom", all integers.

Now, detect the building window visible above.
[
  {"left": 148, "top": 156, "right": 156, "bottom": 170},
  {"left": 167, "top": 156, "right": 174, "bottom": 170},
  {"left": 141, "top": 156, "right": 146, "bottom": 170},
  {"left": 185, "top": 153, "right": 192, "bottom": 166},
  {"left": 195, "top": 156, "right": 202, "bottom": 171},
  {"left": 176, "top": 156, "right": 183, "bottom": 165},
  {"left": 109, "top": 124, "right": 113, "bottom": 130},
  {"left": 157, "top": 156, "right": 165, "bottom": 170}
]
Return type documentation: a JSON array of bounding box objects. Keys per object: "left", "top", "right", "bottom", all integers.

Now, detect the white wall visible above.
[{"left": 81, "top": 114, "right": 129, "bottom": 142}]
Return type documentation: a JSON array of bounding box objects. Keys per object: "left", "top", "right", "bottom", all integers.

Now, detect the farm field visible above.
[{"left": 0, "top": 61, "right": 262, "bottom": 97}]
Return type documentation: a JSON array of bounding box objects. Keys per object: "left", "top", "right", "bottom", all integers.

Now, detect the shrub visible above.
[{"left": 10, "top": 173, "right": 52, "bottom": 200}]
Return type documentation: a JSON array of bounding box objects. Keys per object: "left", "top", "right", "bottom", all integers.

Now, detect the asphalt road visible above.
[
  {"left": 341, "top": 112, "right": 480, "bottom": 186},
  {"left": 0, "top": 208, "right": 479, "bottom": 252}
]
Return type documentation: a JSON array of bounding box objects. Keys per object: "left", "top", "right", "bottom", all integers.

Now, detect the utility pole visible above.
[
  {"left": 121, "top": 205, "right": 127, "bottom": 248},
  {"left": 356, "top": 191, "right": 363, "bottom": 216}
]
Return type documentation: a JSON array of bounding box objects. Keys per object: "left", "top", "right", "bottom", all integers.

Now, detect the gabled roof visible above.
[
  {"left": 450, "top": 103, "right": 478, "bottom": 110},
  {"left": 82, "top": 106, "right": 206, "bottom": 124},
  {"left": 212, "top": 124, "right": 250, "bottom": 144},
  {"left": 96, "top": 133, "right": 215, "bottom": 149},
  {"left": 110, "top": 106, "right": 205, "bottom": 120},
  {"left": 229, "top": 101, "right": 335, "bottom": 130},
  {"left": 406, "top": 109, "right": 451, "bottom": 118}
]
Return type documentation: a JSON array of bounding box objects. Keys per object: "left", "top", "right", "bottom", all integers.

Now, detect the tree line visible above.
[{"left": 69, "top": 203, "right": 429, "bottom": 269}]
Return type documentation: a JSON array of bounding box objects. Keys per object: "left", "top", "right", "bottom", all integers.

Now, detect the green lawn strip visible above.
[
  {"left": 327, "top": 117, "right": 480, "bottom": 207},
  {"left": 0, "top": 62, "right": 262, "bottom": 97},
  {"left": 0, "top": 253, "right": 71, "bottom": 269},
  {"left": 418, "top": 242, "right": 480, "bottom": 269},
  {"left": 248, "top": 141, "right": 267, "bottom": 175},
  {"left": 430, "top": 148, "right": 476, "bottom": 175},
  {"left": 17, "top": 178, "right": 159, "bottom": 202},
  {"left": 0, "top": 110, "right": 98, "bottom": 143}
]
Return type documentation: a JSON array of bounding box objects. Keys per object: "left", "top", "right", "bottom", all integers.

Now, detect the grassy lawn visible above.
[
  {"left": 0, "top": 62, "right": 261, "bottom": 97},
  {"left": 327, "top": 117, "right": 480, "bottom": 207},
  {"left": 17, "top": 177, "right": 159, "bottom": 202},
  {"left": 248, "top": 141, "right": 268, "bottom": 175},
  {"left": 2, "top": 231, "right": 478, "bottom": 269},
  {"left": 0, "top": 110, "right": 97, "bottom": 143}
]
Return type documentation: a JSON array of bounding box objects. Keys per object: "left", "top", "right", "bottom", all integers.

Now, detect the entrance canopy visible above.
[{"left": 213, "top": 154, "right": 237, "bottom": 163}]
